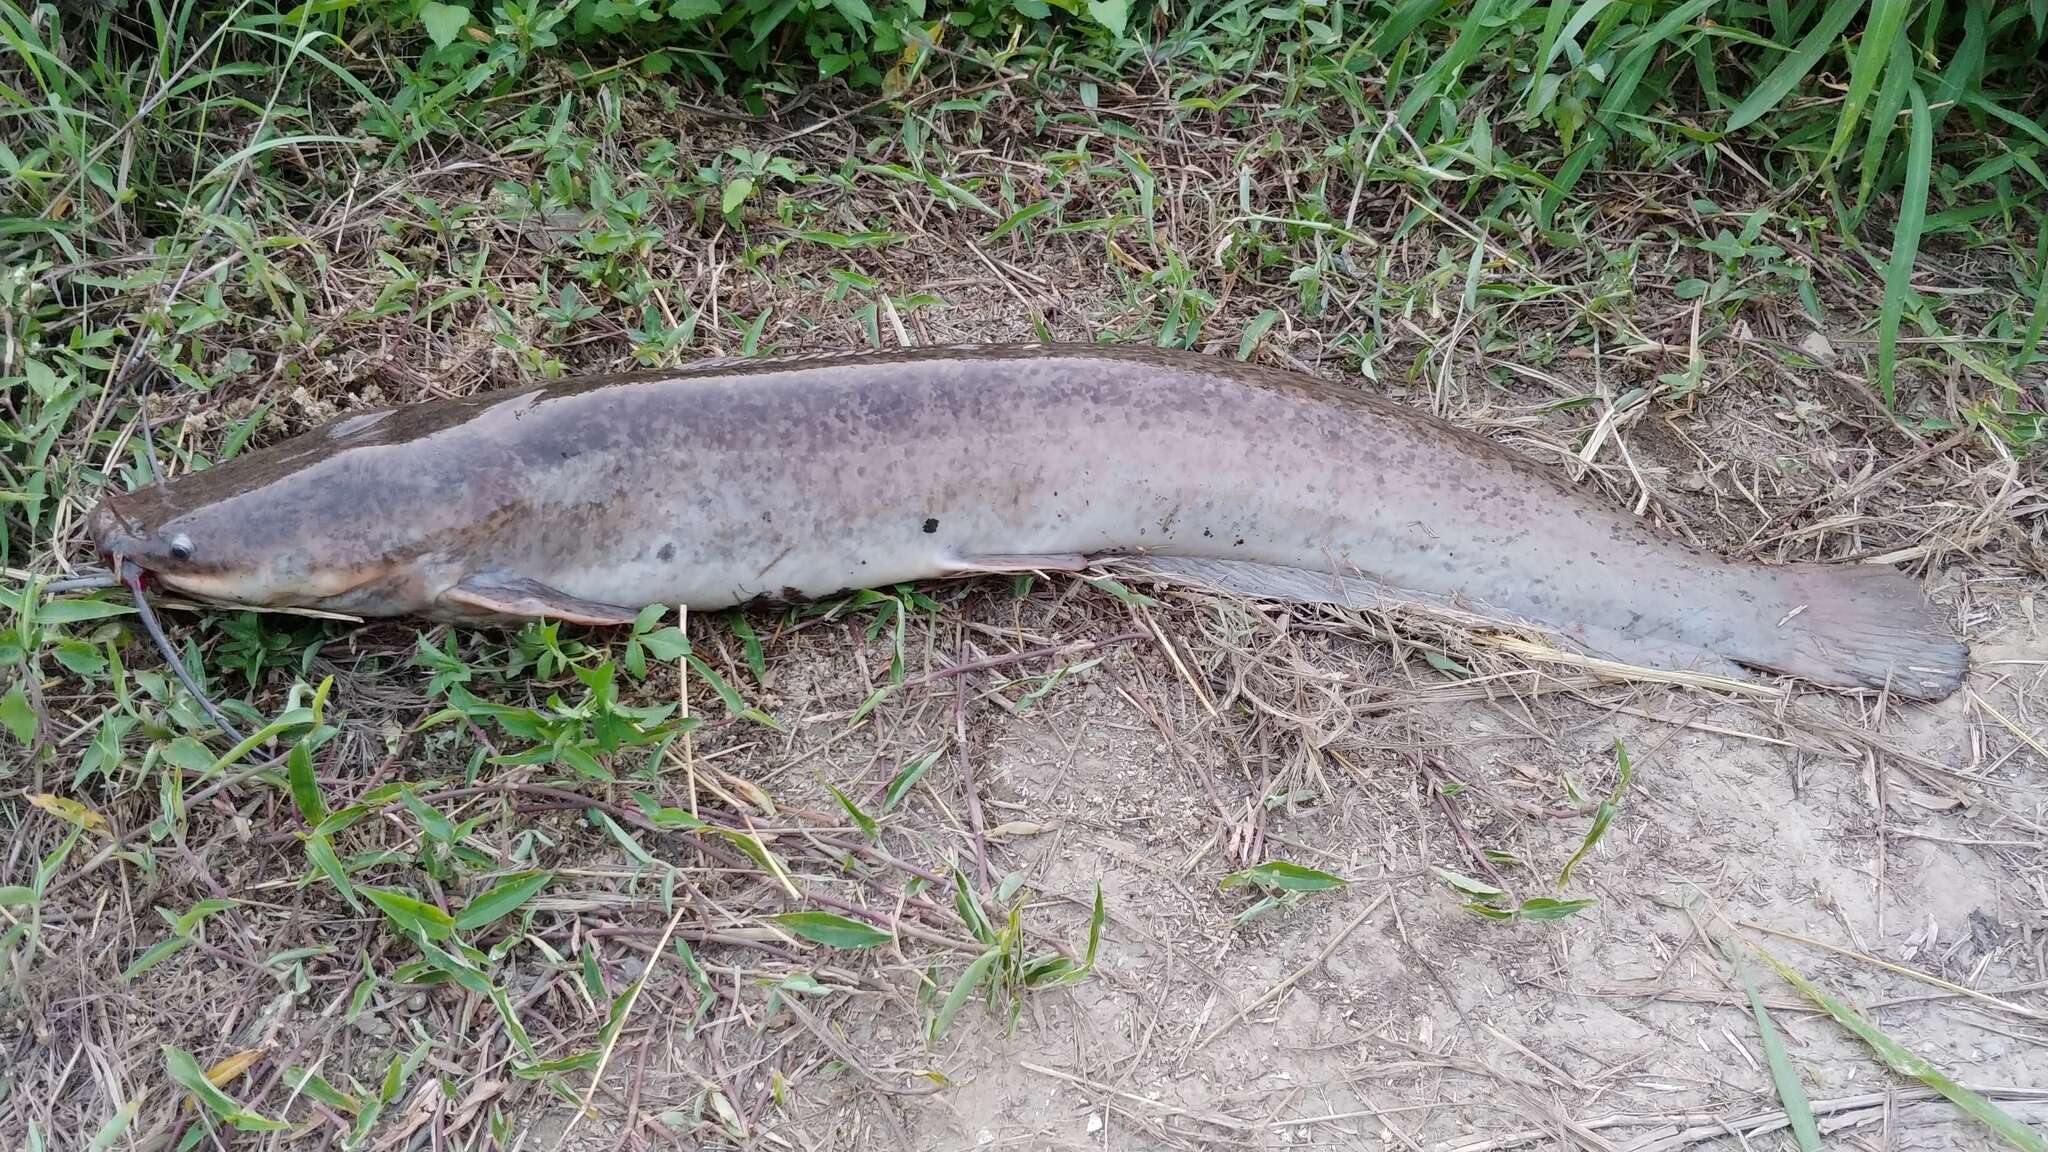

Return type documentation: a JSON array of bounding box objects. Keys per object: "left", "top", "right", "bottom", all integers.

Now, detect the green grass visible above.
[{"left": 1, "top": 0, "right": 2044, "bottom": 1144}]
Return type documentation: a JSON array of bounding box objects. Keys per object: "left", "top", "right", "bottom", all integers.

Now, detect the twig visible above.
[
  {"left": 1190, "top": 890, "right": 1389, "bottom": 1050},
  {"left": 680, "top": 604, "right": 699, "bottom": 820},
  {"left": 892, "top": 630, "right": 1145, "bottom": 689},
  {"left": 1431, "top": 1087, "right": 2048, "bottom": 1152},
  {"left": 1019, "top": 1061, "right": 1257, "bottom": 1131},
  {"left": 1420, "top": 755, "right": 1509, "bottom": 891},
  {"left": 551, "top": 898, "right": 689, "bottom": 1151},
  {"left": 955, "top": 657, "right": 991, "bottom": 891},
  {"left": 773, "top": 996, "right": 946, "bottom": 1096}
]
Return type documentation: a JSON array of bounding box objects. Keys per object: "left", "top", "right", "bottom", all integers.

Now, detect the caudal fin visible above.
[
  {"left": 1106, "top": 554, "right": 1968, "bottom": 702},
  {"left": 1733, "top": 563, "right": 1967, "bottom": 702}
]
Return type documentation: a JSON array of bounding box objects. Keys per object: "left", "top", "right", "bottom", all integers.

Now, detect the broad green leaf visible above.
[
  {"left": 1724, "top": 0, "right": 1863, "bottom": 131},
  {"left": 85, "top": 1094, "right": 143, "bottom": 1151},
  {"left": 490, "top": 984, "right": 536, "bottom": 1060},
  {"left": 580, "top": 941, "right": 606, "bottom": 1002},
  {"left": 362, "top": 887, "right": 454, "bottom": 940},
  {"left": 1221, "top": 860, "right": 1347, "bottom": 892},
  {"left": 718, "top": 828, "right": 798, "bottom": 896},
  {"left": 1828, "top": 0, "right": 1909, "bottom": 161},
  {"left": 1236, "top": 309, "right": 1280, "bottom": 360},
  {"left": 121, "top": 937, "right": 190, "bottom": 981},
  {"left": 1516, "top": 897, "right": 1595, "bottom": 920},
  {"left": 303, "top": 831, "right": 362, "bottom": 913},
  {"left": 417, "top": 1, "right": 472, "bottom": 47},
  {"left": 687, "top": 654, "right": 784, "bottom": 730},
  {"left": 1431, "top": 867, "right": 1507, "bottom": 899},
  {"left": 722, "top": 177, "right": 754, "bottom": 214},
  {"left": 37, "top": 599, "right": 136, "bottom": 624},
  {"left": 172, "top": 898, "right": 237, "bottom": 936},
  {"left": 1084, "top": 0, "right": 1128, "bottom": 35},
  {"left": 952, "top": 867, "right": 995, "bottom": 945},
  {"left": 632, "top": 790, "right": 706, "bottom": 830},
  {"left": 821, "top": 778, "right": 878, "bottom": 841},
  {"left": 286, "top": 743, "right": 325, "bottom": 825},
  {"left": 283, "top": 1067, "right": 361, "bottom": 1116},
  {"left": 728, "top": 612, "right": 767, "bottom": 683},
  {"left": 412, "top": 936, "right": 493, "bottom": 997},
  {"left": 159, "top": 737, "right": 215, "bottom": 773},
  {"left": 1, "top": 683, "right": 36, "bottom": 744},
  {"left": 883, "top": 749, "right": 941, "bottom": 811},
  {"left": 1558, "top": 739, "right": 1633, "bottom": 887},
  {"left": 930, "top": 947, "right": 1002, "bottom": 1043},
  {"left": 454, "top": 871, "right": 552, "bottom": 932},
  {"left": 399, "top": 788, "right": 454, "bottom": 842},
  {"left": 771, "top": 911, "right": 892, "bottom": 949}
]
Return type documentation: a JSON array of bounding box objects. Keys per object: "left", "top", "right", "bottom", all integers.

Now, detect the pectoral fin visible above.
[{"left": 439, "top": 571, "right": 642, "bottom": 626}]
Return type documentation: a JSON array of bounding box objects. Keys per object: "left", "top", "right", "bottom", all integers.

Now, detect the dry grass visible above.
[{"left": 5, "top": 27, "right": 2048, "bottom": 1152}]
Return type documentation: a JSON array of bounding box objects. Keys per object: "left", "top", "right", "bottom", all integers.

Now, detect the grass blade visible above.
[
  {"left": 1727, "top": 943, "right": 1821, "bottom": 1151},
  {"left": 1755, "top": 943, "right": 2047, "bottom": 1151},
  {"left": 769, "top": 911, "right": 892, "bottom": 949},
  {"left": 1876, "top": 80, "right": 1932, "bottom": 407},
  {"left": 1558, "top": 739, "right": 1633, "bottom": 887},
  {"left": 929, "top": 946, "right": 1002, "bottom": 1043},
  {"left": 1827, "top": 0, "right": 1910, "bottom": 163},
  {"left": 1724, "top": 0, "right": 1864, "bottom": 131},
  {"left": 1855, "top": 32, "right": 1914, "bottom": 211},
  {"left": 453, "top": 871, "right": 552, "bottom": 932},
  {"left": 2014, "top": 221, "right": 2048, "bottom": 377}
]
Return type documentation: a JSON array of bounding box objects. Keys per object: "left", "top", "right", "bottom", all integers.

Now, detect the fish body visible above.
[{"left": 89, "top": 343, "right": 1968, "bottom": 699}]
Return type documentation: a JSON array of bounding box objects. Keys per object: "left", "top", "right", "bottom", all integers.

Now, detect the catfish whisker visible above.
[
  {"left": 43, "top": 571, "right": 121, "bottom": 594},
  {"left": 118, "top": 558, "right": 248, "bottom": 746}
]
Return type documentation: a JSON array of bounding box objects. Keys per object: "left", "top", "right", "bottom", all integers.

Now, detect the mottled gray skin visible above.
[{"left": 90, "top": 343, "right": 1967, "bottom": 699}]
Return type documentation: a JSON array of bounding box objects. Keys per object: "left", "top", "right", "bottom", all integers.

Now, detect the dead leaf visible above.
[
  {"left": 372, "top": 1078, "right": 449, "bottom": 1152},
  {"left": 181, "top": 1048, "right": 267, "bottom": 1112},
  {"left": 986, "top": 820, "right": 1055, "bottom": 840},
  {"left": 205, "top": 1047, "right": 267, "bottom": 1088},
  {"left": 1894, "top": 787, "right": 1965, "bottom": 812},
  {"left": 27, "top": 793, "right": 108, "bottom": 833},
  {"left": 442, "top": 1079, "right": 505, "bottom": 1135},
  {"left": 716, "top": 768, "right": 777, "bottom": 817}
]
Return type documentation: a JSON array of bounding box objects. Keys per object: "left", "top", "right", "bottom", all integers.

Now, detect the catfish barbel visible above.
[{"left": 89, "top": 343, "right": 1968, "bottom": 700}]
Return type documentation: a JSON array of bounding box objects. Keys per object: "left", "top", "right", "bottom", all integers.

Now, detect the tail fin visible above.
[
  {"left": 1734, "top": 563, "right": 1967, "bottom": 701},
  {"left": 1106, "top": 554, "right": 1968, "bottom": 702}
]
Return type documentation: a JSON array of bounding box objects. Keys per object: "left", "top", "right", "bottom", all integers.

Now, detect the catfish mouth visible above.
[{"left": 95, "top": 548, "right": 248, "bottom": 606}]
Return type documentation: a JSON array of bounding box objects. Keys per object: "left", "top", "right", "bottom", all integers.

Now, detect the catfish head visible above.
[
  {"left": 88, "top": 408, "right": 470, "bottom": 617},
  {"left": 89, "top": 397, "right": 647, "bottom": 627}
]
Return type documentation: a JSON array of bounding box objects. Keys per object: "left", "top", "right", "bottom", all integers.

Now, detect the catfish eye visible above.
[{"left": 167, "top": 534, "right": 194, "bottom": 561}]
